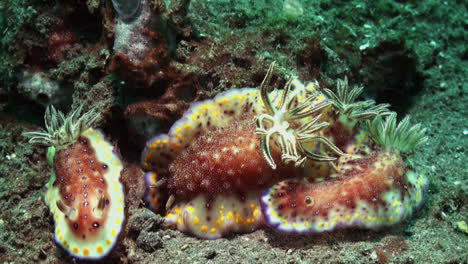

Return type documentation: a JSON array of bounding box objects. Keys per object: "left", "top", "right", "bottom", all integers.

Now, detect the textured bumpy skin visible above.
[
  {"left": 142, "top": 88, "right": 264, "bottom": 173},
  {"left": 45, "top": 128, "right": 125, "bottom": 259},
  {"left": 261, "top": 150, "right": 428, "bottom": 233},
  {"left": 168, "top": 118, "right": 282, "bottom": 199},
  {"left": 142, "top": 88, "right": 265, "bottom": 214},
  {"left": 141, "top": 77, "right": 427, "bottom": 238},
  {"left": 162, "top": 118, "right": 296, "bottom": 238},
  {"left": 141, "top": 82, "right": 325, "bottom": 239},
  {"left": 142, "top": 82, "right": 329, "bottom": 174}
]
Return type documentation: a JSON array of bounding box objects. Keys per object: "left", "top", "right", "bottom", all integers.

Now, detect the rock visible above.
[
  {"left": 128, "top": 208, "right": 164, "bottom": 234},
  {"left": 136, "top": 230, "right": 163, "bottom": 252}
]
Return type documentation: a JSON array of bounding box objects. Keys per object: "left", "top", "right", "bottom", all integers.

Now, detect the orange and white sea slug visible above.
[
  {"left": 261, "top": 111, "right": 429, "bottom": 234},
  {"left": 141, "top": 63, "right": 346, "bottom": 239},
  {"left": 261, "top": 149, "right": 428, "bottom": 233},
  {"left": 142, "top": 62, "right": 429, "bottom": 238},
  {"left": 23, "top": 105, "right": 125, "bottom": 260}
]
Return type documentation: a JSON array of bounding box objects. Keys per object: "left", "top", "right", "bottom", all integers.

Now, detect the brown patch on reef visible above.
[
  {"left": 47, "top": 28, "right": 77, "bottom": 65},
  {"left": 181, "top": 33, "right": 272, "bottom": 93},
  {"left": 125, "top": 100, "right": 188, "bottom": 125},
  {"left": 120, "top": 163, "right": 146, "bottom": 211},
  {"left": 296, "top": 37, "right": 326, "bottom": 80},
  {"left": 374, "top": 236, "right": 409, "bottom": 263},
  {"left": 123, "top": 80, "right": 198, "bottom": 147},
  {"left": 109, "top": 28, "right": 175, "bottom": 90}
]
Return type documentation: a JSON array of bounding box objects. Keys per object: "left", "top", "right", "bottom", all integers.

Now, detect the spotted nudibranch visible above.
[
  {"left": 141, "top": 63, "right": 345, "bottom": 238},
  {"left": 261, "top": 150, "right": 428, "bottom": 233},
  {"left": 260, "top": 89, "right": 429, "bottom": 233},
  {"left": 23, "top": 105, "right": 125, "bottom": 259},
  {"left": 141, "top": 63, "right": 428, "bottom": 238}
]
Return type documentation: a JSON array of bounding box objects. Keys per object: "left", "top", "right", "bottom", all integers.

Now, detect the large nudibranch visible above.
[
  {"left": 260, "top": 87, "right": 428, "bottom": 234},
  {"left": 261, "top": 150, "right": 428, "bottom": 233},
  {"left": 141, "top": 63, "right": 345, "bottom": 239},
  {"left": 24, "top": 105, "right": 125, "bottom": 259},
  {"left": 141, "top": 63, "right": 428, "bottom": 239}
]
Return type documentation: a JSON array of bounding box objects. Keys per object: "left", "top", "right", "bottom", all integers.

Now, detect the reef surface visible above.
[{"left": 0, "top": 0, "right": 467, "bottom": 263}]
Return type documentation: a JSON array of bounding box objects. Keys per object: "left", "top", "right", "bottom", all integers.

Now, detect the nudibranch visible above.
[
  {"left": 141, "top": 63, "right": 344, "bottom": 239},
  {"left": 23, "top": 105, "right": 125, "bottom": 259},
  {"left": 261, "top": 149, "right": 428, "bottom": 233},
  {"left": 142, "top": 62, "right": 428, "bottom": 238},
  {"left": 260, "top": 77, "right": 429, "bottom": 233}
]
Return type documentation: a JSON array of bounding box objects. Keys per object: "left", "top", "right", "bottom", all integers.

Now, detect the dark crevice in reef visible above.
[
  {"left": 359, "top": 41, "right": 424, "bottom": 115},
  {"left": 2, "top": 89, "right": 46, "bottom": 125}
]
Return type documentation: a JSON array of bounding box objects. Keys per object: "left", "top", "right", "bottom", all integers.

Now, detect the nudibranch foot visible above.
[
  {"left": 165, "top": 193, "right": 264, "bottom": 239},
  {"left": 261, "top": 150, "right": 428, "bottom": 234}
]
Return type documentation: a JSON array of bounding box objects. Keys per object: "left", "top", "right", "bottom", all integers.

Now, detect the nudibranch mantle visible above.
[
  {"left": 141, "top": 78, "right": 331, "bottom": 239},
  {"left": 142, "top": 79, "right": 328, "bottom": 173}
]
